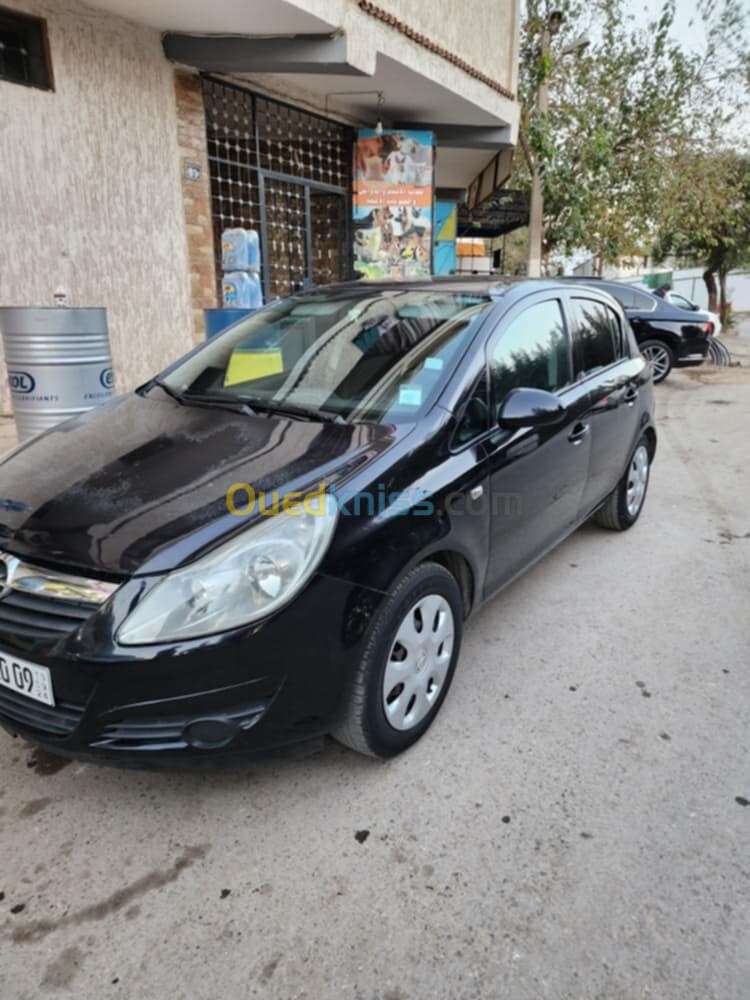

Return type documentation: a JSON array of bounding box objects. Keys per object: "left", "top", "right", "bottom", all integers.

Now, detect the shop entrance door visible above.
[{"left": 259, "top": 172, "right": 348, "bottom": 301}]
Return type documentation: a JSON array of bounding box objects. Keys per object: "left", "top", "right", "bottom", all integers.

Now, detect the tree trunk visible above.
[
  {"left": 718, "top": 268, "right": 729, "bottom": 323},
  {"left": 703, "top": 269, "right": 718, "bottom": 313}
]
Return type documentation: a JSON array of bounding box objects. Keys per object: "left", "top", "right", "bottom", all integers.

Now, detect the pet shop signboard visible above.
[{"left": 353, "top": 129, "right": 434, "bottom": 280}]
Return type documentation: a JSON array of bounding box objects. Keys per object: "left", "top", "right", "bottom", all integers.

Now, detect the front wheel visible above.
[
  {"left": 594, "top": 437, "right": 651, "bottom": 531},
  {"left": 332, "top": 562, "right": 463, "bottom": 758},
  {"left": 640, "top": 339, "right": 674, "bottom": 383}
]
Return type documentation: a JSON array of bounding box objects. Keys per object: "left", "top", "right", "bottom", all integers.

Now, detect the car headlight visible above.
[{"left": 118, "top": 494, "right": 338, "bottom": 645}]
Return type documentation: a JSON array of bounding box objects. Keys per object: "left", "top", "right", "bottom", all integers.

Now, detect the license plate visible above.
[{"left": 0, "top": 651, "right": 55, "bottom": 706}]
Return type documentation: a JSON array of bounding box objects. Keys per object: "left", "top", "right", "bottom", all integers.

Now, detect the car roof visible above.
[
  {"left": 558, "top": 276, "right": 659, "bottom": 305},
  {"left": 560, "top": 277, "right": 715, "bottom": 319},
  {"left": 559, "top": 276, "right": 644, "bottom": 290},
  {"left": 296, "top": 275, "right": 590, "bottom": 303}
]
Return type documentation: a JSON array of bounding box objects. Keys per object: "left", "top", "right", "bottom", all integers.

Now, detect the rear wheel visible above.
[
  {"left": 332, "top": 562, "right": 463, "bottom": 758},
  {"left": 640, "top": 339, "right": 674, "bottom": 383},
  {"left": 594, "top": 437, "right": 651, "bottom": 531}
]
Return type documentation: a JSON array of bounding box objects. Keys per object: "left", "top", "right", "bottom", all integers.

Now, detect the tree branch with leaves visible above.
[{"left": 515, "top": 0, "right": 750, "bottom": 275}]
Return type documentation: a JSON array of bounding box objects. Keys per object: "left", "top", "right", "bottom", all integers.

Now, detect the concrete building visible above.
[{"left": 0, "top": 0, "right": 520, "bottom": 416}]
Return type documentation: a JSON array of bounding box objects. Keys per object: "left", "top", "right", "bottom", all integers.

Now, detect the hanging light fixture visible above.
[
  {"left": 374, "top": 92, "right": 385, "bottom": 135},
  {"left": 323, "top": 90, "right": 387, "bottom": 134}
]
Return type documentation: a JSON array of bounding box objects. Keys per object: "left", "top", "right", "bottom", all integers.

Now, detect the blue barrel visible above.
[{"left": 204, "top": 308, "right": 256, "bottom": 340}]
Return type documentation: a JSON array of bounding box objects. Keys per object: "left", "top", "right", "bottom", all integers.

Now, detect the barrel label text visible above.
[{"left": 8, "top": 371, "right": 36, "bottom": 394}]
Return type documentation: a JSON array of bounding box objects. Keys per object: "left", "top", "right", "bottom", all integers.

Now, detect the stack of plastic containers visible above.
[{"left": 221, "top": 229, "right": 263, "bottom": 310}]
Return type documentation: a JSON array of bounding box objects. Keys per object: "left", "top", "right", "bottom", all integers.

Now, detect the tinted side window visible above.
[
  {"left": 454, "top": 374, "right": 490, "bottom": 446},
  {"left": 490, "top": 299, "right": 571, "bottom": 408},
  {"left": 604, "top": 285, "right": 636, "bottom": 309},
  {"left": 631, "top": 289, "right": 656, "bottom": 310},
  {"left": 570, "top": 298, "right": 617, "bottom": 379},
  {"left": 606, "top": 306, "right": 623, "bottom": 356}
]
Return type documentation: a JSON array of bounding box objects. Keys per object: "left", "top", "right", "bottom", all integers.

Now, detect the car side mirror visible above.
[{"left": 498, "top": 387, "right": 567, "bottom": 430}]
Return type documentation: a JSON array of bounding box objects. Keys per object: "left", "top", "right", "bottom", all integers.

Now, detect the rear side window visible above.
[
  {"left": 604, "top": 284, "right": 636, "bottom": 309},
  {"left": 631, "top": 289, "right": 656, "bottom": 310},
  {"left": 570, "top": 298, "right": 618, "bottom": 379},
  {"left": 489, "top": 299, "right": 571, "bottom": 408}
]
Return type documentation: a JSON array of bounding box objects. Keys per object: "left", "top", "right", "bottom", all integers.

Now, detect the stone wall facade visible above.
[
  {"left": 0, "top": 0, "right": 195, "bottom": 413},
  {"left": 174, "top": 72, "right": 218, "bottom": 344}
]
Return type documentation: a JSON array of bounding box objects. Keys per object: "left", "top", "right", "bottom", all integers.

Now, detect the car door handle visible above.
[
  {"left": 568, "top": 422, "right": 589, "bottom": 445},
  {"left": 624, "top": 386, "right": 639, "bottom": 405}
]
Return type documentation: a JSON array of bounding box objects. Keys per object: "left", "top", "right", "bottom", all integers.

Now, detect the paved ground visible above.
[{"left": 1, "top": 350, "right": 749, "bottom": 1000}]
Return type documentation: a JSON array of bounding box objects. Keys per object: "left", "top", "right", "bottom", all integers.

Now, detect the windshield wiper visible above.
[
  {"left": 151, "top": 381, "right": 256, "bottom": 417},
  {"left": 249, "top": 400, "right": 346, "bottom": 424},
  {"left": 151, "top": 379, "right": 341, "bottom": 423},
  {"left": 181, "top": 392, "right": 256, "bottom": 417}
]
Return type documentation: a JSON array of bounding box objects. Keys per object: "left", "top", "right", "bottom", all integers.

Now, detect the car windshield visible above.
[{"left": 158, "top": 289, "right": 492, "bottom": 423}]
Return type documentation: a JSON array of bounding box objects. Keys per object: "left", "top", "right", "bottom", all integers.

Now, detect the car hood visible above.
[{"left": 0, "top": 392, "right": 399, "bottom": 577}]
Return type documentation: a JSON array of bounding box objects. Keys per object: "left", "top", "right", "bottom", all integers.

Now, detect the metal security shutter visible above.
[{"left": 202, "top": 77, "right": 353, "bottom": 301}]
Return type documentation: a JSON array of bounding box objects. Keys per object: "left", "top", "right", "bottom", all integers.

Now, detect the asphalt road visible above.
[{"left": 1, "top": 361, "right": 749, "bottom": 1000}]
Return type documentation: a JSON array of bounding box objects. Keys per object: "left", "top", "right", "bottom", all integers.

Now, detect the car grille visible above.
[
  {"left": 0, "top": 684, "right": 84, "bottom": 737},
  {"left": 91, "top": 701, "right": 270, "bottom": 752},
  {"left": 0, "top": 590, "right": 100, "bottom": 642}
]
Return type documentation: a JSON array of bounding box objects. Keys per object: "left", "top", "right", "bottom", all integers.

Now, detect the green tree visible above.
[
  {"left": 654, "top": 150, "right": 750, "bottom": 317},
  {"left": 517, "top": 0, "right": 750, "bottom": 273}
]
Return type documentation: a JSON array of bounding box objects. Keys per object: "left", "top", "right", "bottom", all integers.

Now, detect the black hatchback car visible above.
[
  {"left": 561, "top": 277, "right": 714, "bottom": 382},
  {"left": 0, "top": 278, "right": 655, "bottom": 763}
]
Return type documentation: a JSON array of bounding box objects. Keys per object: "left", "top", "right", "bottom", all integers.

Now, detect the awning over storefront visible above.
[
  {"left": 457, "top": 189, "right": 529, "bottom": 238},
  {"left": 88, "top": 0, "right": 519, "bottom": 193}
]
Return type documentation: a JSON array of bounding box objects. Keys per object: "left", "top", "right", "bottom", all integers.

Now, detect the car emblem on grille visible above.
[
  {"left": 0, "top": 554, "right": 20, "bottom": 600},
  {"left": 0, "top": 550, "right": 117, "bottom": 605}
]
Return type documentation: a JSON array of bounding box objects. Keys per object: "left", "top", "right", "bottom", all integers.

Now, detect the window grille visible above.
[
  {"left": 0, "top": 7, "right": 53, "bottom": 90},
  {"left": 203, "top": 77, "right": 353, "bottom": 301}
]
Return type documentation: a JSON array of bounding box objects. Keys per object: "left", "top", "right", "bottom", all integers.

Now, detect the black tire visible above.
[
  {"left": 594, "top": 435, "right": 651, "bottom": 531},
  {"left": 639, "top": 339, "right": 674, "bottom": 383},
  {"left": 332, "top": 562, "right": 464, "bottom": 759}
]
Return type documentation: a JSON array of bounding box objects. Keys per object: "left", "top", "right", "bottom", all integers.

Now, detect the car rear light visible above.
[{"left": 703, "top": 321, "right": 714, "bottom": 335}]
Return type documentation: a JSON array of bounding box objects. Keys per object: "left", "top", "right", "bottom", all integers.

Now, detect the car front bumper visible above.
[{"left": 0, "top": 573, "right": 385, "bottom": 765}]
